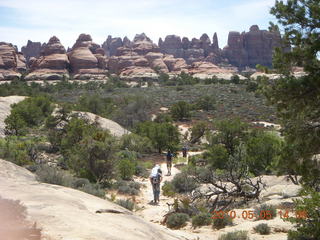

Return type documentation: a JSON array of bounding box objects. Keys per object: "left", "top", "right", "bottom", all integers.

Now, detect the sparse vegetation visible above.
[
  {"left": 218, "top": 231, "right": 249, "bottom": 240},
  {"left": 116, "top": 199, "right": 135, "bottom": 211},
  {"left": 192, "top": 213, "right": 212, "bottom": 228},
  {"left": 212, "top": 213, "right": 233, "bottom": 229},
  {"left": 254, "top": 223, "right": 271, "bottom": 235},
  {"left": 254, "top": 204, "right": 277, "bottom": 220},
  {"left": 166, "top": 213, "right": 189, "bottom": 229}
]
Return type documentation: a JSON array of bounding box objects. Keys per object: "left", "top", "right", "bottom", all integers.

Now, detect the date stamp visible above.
[{"left": 211, "top": 209, "right": 308, "bottom": 220}]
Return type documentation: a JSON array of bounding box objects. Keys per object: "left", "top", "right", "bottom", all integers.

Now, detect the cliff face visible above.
[
  {"left": 21, "top": 40, "right": 42, "bottom": 64},
  {"left": 0, "top": 25, "right": 285, "bottom": 80},
  {"left": 26, "top": 36, "right": 69, "bottom": 80},
  {"left": 222, "top": 25, "right": 282, "bottom": 68},
  {"left": 0, "top": 42, "right": 26, "bottom": 80}
]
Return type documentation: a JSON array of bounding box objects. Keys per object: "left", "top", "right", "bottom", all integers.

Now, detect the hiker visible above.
[
  {"left": 166, "top": 150, "right": 173, "bottom": 176},
  {"left": 149, "top": 164, "right": 162, "bottom": 204},
  {"left": 182, "top": 146, "right": 188, "bottom": 158}
]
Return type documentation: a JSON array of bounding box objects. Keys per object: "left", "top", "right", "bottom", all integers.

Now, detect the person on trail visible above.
[
  {"left": 182, "top": 146, "right": 188, "bottom": 158},
  {"left": 166, "top": 150, "right": 173, "bottom": 176},
  {"left": 149, "top": 164, "right": 162, "bottom": 204}
]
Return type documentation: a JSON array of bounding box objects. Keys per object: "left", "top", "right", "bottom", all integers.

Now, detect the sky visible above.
[{"left": 0, "top": 0, "right": 277, "bottom": 50}]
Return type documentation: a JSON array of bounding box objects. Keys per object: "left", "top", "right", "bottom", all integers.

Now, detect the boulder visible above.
[{"left": 0, "top": 159, "right": 186, "bottom": 240}]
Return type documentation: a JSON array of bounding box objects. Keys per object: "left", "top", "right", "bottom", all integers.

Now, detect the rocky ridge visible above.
[{"left": 0, "top": 25, "right": 285, "bottom": 80}]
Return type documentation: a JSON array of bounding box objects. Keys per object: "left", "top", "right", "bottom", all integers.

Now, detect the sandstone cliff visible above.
[
  {"left": 21, "top": 40, "right": 42, "bottom": 64},
  {"left": 0, "top": 42, "right": 26, "bottom": 80},
  {"left": 25, "top": 36, "right": 69, "bottom": 80}
]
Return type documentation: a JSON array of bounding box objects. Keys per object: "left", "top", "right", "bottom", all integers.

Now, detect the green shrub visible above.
[
  {"left": 120, "top": 133, "right": 154, "bottom": 154},
  {"left": 192, "top": 213, "right": 212, "bottom": 228},
  {"left": 0, "top": 136, "right": 38, "bottom": 166},
  {"left": 166, "top": 213, "right": 189, "bottom": 229},
  {"left": 171, "top": 172, "right": 199, "bottom": 193},
  {"left": 170, "top": 101, "right": 191, "bottom": 121},
  {"left": 254, "top": 223, "right": 271, "bottom": 235},
  {"left": 5, "top": 95, "right": 53, "bottom": 135},
  {"left": 230, "top": 75, "right": 240, "bottom": 84},
  {"left": 36, "top": 165, "right": 67, "bottom": 185},
  {"left": 162, "top": 181, "right": 176, "bottom": 197},
  {"left": 218, "top": 231, "right": 249, "bottom": 240},
  {"left": 118, "top": 158, "right": 135, "bottom": 180},
  {"left": 114, "top": 180, "right": 141, "bottom": 196},
  {"left": 116, "top": 199, "right": 135, "bottom": 211},
  {"left": 35, "top": 165, "right": 105, "bottom": 198},
  {"left": 194, "top": 95, "right": 216, "bottom": 111},
  {"left": 212, "top": 213, "right": 233, "bottom": 229},
  {"left": 254, "top": 204, "right": 277, "bottom": 220}
]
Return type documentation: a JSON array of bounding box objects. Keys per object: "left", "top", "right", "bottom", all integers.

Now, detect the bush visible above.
[
  {"left": 254, "top": 223, "right": 271, "bottom": 235},
  {"left": 190, "top": 121, "right": 208, "bottom": 144},
  {"left": 114, "top": 180, "right": 141, "bottom": 196},
  {"left": 116, "top": 199, "right": 135, "bottom": 211},
  {"left": 194, "top": 95, "right": 216, "bottom": 111},
  {"left": 118, "top": 158, "right": 135, "bottom": 180},
  {"left": 120, "top": 133, "right": 154, "bottom": 154},
  {"left": 212, "top": 213, "right": 233, "bottom": 229},
  {"left": 171, "top": 172, "right": 199, "bottom": 193},
  {"left": 192, "top": 213, "right": 212, "bottom": 228},
  {"left": 218, "top": 231, "right": 249, "bottom": 240},
  {"left": 35, "top": 165, "right": 105, "bottom": 198},
  {"left": 254, "top": 204, "right": 277, "bottom": 220},
  {"left": 230, "top": 75, "right": 240, "bottom": 84},
  {"left": 5, "top": 95, "right": 53, "bottom": 135},
  {"left": 170, "top": 101, "right": 191, "bottom": 121},
  {"left": 162, "top": 181, "right": 176, "bottom": 197},
  {"left": 0, "top": 136, "right": 38, "bottom": 166},
  {"left": 166, "top": 213, "right": 189, "bottom": 229}
]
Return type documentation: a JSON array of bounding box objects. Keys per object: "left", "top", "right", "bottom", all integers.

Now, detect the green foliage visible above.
[
  {"left": 192, "top": 213, "right": 212, "bottom": 228},
  {"left": 154, "top": 113, "right": 173, "bottom": 123},
  {"left": 245, "top": 130, "right": 283, "bottom": 175},
  {"left": 116, "top": 199, "right": 135, "bottom": 211},
  {"left": 218, "top": 231, "right": 249, "bottom": 240},
  {"left": 119, "top": 133, "right": 154, "bottom": 154},
  {"left": 5, "top": 96, "right": 53, "bottom": 135},
  {"left": 35, "top": 165, "right": 105, "bottom": 198},
  {"left": 230, "top": 75, "right": 240, "bottom": 84},
  {"left": 254, "top": 204, "right": 277, "bottom": 220},
  {"left": 171, "top": 172, "right": 199, "bottom": 193},
  {"left": 194, "top": 95, "right": 216, "bottom": 111},
  {"left": 0, "top": 136, "right": 39, "bottom": 166},
  {"left": 212, "top": 213, "right": 233, "bottom": 229},
  {"left": 135, "top": 121, "right": 180, "bottom": 153},
  {"left": 166, "top": 213, "right": 189, "bottom": 229},
  {"left": 162, "top": 181, "right": 176, "bottom": 197},
  {"left": 75, "top": 94, "right": 116, "bottom": 116},
  {"left": 170, "top": 101, "right": 191, "bottom": 121},
  {"left": 114, "top": 180, "right": 141, "bottom": 196},
  {"left": 246, "top": 81, "right": 259, "bottom": 92},
  {"left": 287, "top": 188, "right": 320, "bottom": 240},
  {"left": 49, "top": 116, "right": 119, "bottom": 183},
  {"left": 117, "top": 158, "right": 135, "bottom": 180},
  {"left": 207, "top": 118, "right": 248, "bottom": 156},
  {"left": 203, "top": 144, "right": 229, "bottom": 170},
  {"left": 254, "top": 223, "right": 271, "bottom": 235},
  {"left": 190, "top": 121, "right": 208, "bottom": 144}
]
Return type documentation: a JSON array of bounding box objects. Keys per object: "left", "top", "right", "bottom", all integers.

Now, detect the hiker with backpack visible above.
[
  {"left": 166, "top": 150, "right": 173, "bottom": 176},
  {"left": 149, "top": 164, "right": 163, "bottom": 204}
]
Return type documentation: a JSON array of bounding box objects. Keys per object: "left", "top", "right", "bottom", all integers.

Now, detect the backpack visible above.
[{"left": 152, "top": 175, "right": 160, "bottom": 184}]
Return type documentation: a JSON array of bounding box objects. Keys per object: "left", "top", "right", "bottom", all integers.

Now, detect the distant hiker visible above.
[
  {"left": 166, "top": 150, "right": 173, "bottom": 176},
  {"left": 149, "top": 164, "right": 162, "bottom": 204},
  {"left": 182, "top": 146, "right": 188, "bottom": 158}
]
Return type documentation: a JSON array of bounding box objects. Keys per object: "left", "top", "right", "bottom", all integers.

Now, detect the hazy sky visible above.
[{"left": 0, "top": 0, "right": 277, "bottom": 50}]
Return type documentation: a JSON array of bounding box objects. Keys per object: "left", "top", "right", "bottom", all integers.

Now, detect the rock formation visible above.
[
  {"left": 21, "top": 40, "right": 42, "bottom": 64},
  {"left": 0, "top": 42, "right": 26, "bottom": 80},
  {"left": 0, "top": 159, "right": 186, "bottom": 240},
  {"left": 68, "top": 34, "right": 107, "bottom": 79},
  {"left": 222, "top": 25, "right": 282, "bottom": 68},
  {"left": 25, "top": 36, "right": 69, "bottom": 80}
]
